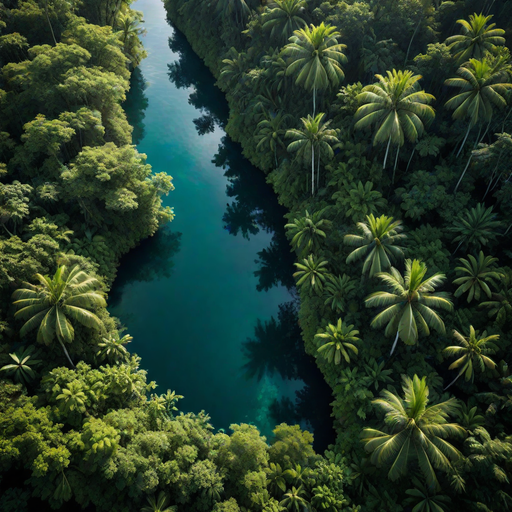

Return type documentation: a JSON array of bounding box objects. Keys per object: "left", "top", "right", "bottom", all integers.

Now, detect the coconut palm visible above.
[
  {"left": 96, "top": 333, "right": 133, "bottom": 363},
  {"left": 445, "top": 57, "right": 512, "bottom": 173},
  {"left": 285, "top": 208, "right": 331, "bottom": 256},
  {"left": 365, "top": 259, "right": 453, "bottom": 355},
  {"left": 141, "top": 491, "right": 174, "bottom": 512},
  {"left": 286, "top": 113, "right": 339, "bottom": 195},
  {"left": 323, "top": 273, "right": 356, "bottom": 312},
  {"left": 255, "top": 112, "right": 290, "bottom": 167},
  {"left": 262, "top": 0, "right": 307, "bottom": 44},
  {"left": 280, "top": 486, "right": 308, "bottom": 512},
  {"left": 12, "top": 265, "right": 106, "bottom": 367},
  {"left": 315, "top": 319, "right": 359, "bottom": 365},
  {"left": 404, "top": 478, "right": 451, "bottom": 512},
  {"left": 344, "top": 214, "right": 406, "bottom": 278},
  {"left": 361, "top": 375, "right": 465, "bottom": 489},
  {"left": 293, "top": 254, "right": 329, "bottom": 294},
  {"left": 481, "top": 270, "right": 512, "bottom": 326},
  {"left": 453, "top": 251, "right": 500, "bottom": 302},
  {"left": 443, "top": 326, "right": 499, "bottom": 389},
  {"left": 0, "top": 346, "right": 41, "bottom": 385},
  {"left": 449, "top": 204, "right": 502, "bottom": 254},
  {"left": 283, "top": 23, "right": 347, "bottom": 115},
  {"left": 354, "top": 69, "right": 435, "bottom": 176},
  {"left": 445, "top": 13, "right": 505, "bottom": 64}
]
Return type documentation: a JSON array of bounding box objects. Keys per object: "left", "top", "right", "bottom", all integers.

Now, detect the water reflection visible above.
[
  {"left": 109, "top": 226, "right": 182, "bottom": 307},
  {"left": 166, "top": 25, "right": 335, "bottom": 449},
  {"left": 124, "top": 67, "right": 149, "bottom": 145}
]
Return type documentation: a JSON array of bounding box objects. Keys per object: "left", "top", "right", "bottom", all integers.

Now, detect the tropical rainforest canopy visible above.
[{"left": 1, "top": 0, "right": 512, "bottom": 510}]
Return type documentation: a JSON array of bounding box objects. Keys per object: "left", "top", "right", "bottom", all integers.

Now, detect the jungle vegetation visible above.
[{"left": 163, "top": 0, "right": 512, "bottom": 510}]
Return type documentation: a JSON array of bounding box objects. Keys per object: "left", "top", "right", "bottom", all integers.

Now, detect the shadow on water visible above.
[
  {"left": 109, "top": 225, "right": 182, "bottom": 307},
  {"left": 167, "top": 26, "right": 335, "bottom": 450}
]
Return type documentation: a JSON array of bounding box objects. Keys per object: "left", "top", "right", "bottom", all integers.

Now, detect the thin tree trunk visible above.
[
  {"left": 404, "top": 18, "right": 421, "bottom": 66},
  {"left": 392, "top": 144, "right": 400, "bottom": 183},
  {"left": 405, "top": 147, "right": 415, "bottom": 173},
  {"left": 58, "top": 338, "right": 75, "bottom": 368},
  {"left": 317, "top": 148, "right": 320, "bottom": 190},
  {"left": 44, "top": 0, "right": 57, "bottom": 45},
  {"left": 454, "top": 154, "right": 473, "bottom": 194},
  {"left": 444, "top": 369, "right": 464, "bottom": 390},
  {"left": 456, "top": 122, "right": 473, "bottom": 158},
  {"left": 274, "top": 146, "right": 277, "bottom": 168},
  {"left": 311, "top": 146, "right": 315, "bottom": 196},
  {"left": 313, "top": 87, "right": 316, "bottom": 117},
  {"left": 390, "top": 331, "right": 400, "bottom": 356},
  {"left": 383, "top": 135, "right": 392, "bottom": 169},
  {"left": 452, "top": 238, "right": 465, "bottom": 256}
]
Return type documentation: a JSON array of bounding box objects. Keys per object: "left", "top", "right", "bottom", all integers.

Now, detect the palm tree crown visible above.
[
  {"left": 445, "top": 13, "right": 505, "bottom": 64},
  {"left": 285, "top": 208, "right": 331, "bottom": 256},
  {"left": 443, "top": 326, "right": 499, "bottom": 389},
  {"left": 362, "top": 375, "right": 466, "bottom": 489},
  {"left": 453, "top": 251, "right": 500, "bottom": 302},
  {"left": 344, "top": 214, "right": 406, "bottom": 277},
  {"left": 365, "top": 259, "right": 453, "bottom": 354},
  {"left": 12, "top": 265, "right": 106, "bottom": 367},
  {"left": 262, "top": 0, "right": 307, "bottom": 44},
  {"left": 315, "top": 318, "right": 359, "bottom": 365},
  {"left": 283, "top": 22, "right": 347, "bottom": 114},
  {"left": 286, "top": 112, "right": 339, "bottom": 195},
  {"left": 354, "top": 69, "right": 435, "bottom": 171}
]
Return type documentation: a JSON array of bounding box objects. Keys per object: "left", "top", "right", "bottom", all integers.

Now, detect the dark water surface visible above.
[{"left": 111, "top": 0, "right": 334, "bottom": 447}]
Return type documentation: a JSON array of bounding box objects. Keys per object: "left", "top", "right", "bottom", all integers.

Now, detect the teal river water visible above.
[{"left": 110, "top": 0, "right": 334, "bottom": 446}]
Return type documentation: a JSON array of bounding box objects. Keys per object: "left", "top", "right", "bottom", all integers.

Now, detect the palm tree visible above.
[
  {"left": 283, "top": 23, "right": 347, "bottom": 115},
  {"left": 354, "top": 69, "right": 435, "bottom": 177},
  {"left": 453, "top": 251, "right": 500, "bottom": 302},
  {"left": 286, "top": 113, "right": 339, "bottom": 195},
  {"left": 293, "top": 254, "right": 329, "bottom": 295},
  {"left": 96, "top": 333, "right": 133, "bottom": 363},
  {"left": 262, "top": 0, "right": 307, "bottom": 44},
  {"left": 444, "top": 57, "right": 512, "bottom": 176},
  {"left": 12, "top": 265, "right": 106, "bottom": 367},
  {"left": 0, "top": 346, "right": 41, "bottom": 385},
  {"left": 115, "top": 12, "right": 147, "bottom": 67},
  {"left": 280, "top": 486, "right": 308, "bottom": 512},
  {"left": 57, "top": 380, "right": 87, "bottom": 417},
  {"left": 255, "top": 112, "right": 290, "bottom": 168},
  {"left": 443, "top": 326, "right": 499, "bottom": 389},
  {"left": 404, "top": 478, "right": 451, "bottom": 512},
  {"left": 344, "top": 214, "right": 405, "bottom": 278},
  {"left": 323, "top": 273, "right": 356, "bottom": 312},
  {"left": 481, "top": 270, "right": 512, "bottom": 326},
  {"left": 361, "top": 375, "right": 465, "bottom": 490},
  {"left": 449, "top": 204, "right": 502, "bottom": 254},
  {"left": 216, "top": 0, "right": 251, "bottom": 28},
  {"left": 141, "top": 491, "right": 174, "bottom": 512},
  {"left": 265, "top": 462, "right": 287, "bottom": 495},
  {"left": 445, "top": 13, "right": 505, "bottom": 64},
  {"left": 219, "top": 48, "right": 246, "bottom": 89},
  {"left": 285, "top": 208, "right": 331, "bottom": 256},
  {"left": 315, "top": 319, "right": 359, "bottom": 365},
  {"left": 365, "top": 259, "right": 453, "bottom": 355}
]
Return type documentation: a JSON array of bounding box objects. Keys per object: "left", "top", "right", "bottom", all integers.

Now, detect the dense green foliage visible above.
[
  {"left": 0, "top": 0, "right": 350, "bottom": 511},
  {"left": 164, "top": 0, "right": 512, "bottom": 509}
]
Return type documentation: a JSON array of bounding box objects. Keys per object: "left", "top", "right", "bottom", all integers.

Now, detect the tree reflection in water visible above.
[
  {"left": 123, "top": 67, "right": 149, "bottom": 145},
  {"left": 166, "top": 26, "right": 335, "bottom": 450}
]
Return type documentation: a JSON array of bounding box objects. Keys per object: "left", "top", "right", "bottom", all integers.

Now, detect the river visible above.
[{"left": 110, "top": 0, "right": 334, "bottom": 448}]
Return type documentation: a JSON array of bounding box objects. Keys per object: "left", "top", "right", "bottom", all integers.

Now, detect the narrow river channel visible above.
[{"left": 110, "top": 0, "right": 334, "bottom": 447}]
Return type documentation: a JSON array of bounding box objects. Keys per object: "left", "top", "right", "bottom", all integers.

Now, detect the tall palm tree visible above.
[
  {"left": 362, "top": 375, "right": 465, "bottom": 490},
  {"left": 12, "top": 265, "right": 106, "bottom": 367},
  {"left": 354, "top": 69, "right": 435, "bottom": 177},
  {"left": 285, "top": 208, "right": 331, "bottom": 256},
  {"left": 443, "top": 326, "right": 499, "bottom": 389},
  {"left": 444, "top": 57, "right": 512, "bottom": 175},
  {"left": 293, "top": 254, "right": 329, "bottom": 295},
  {"left": 449, "top": 204, "right": 502, "bottom": 254},
  {"left": 453, "top": 251, "right": 500, "bottom": 302},
  {"left": 286, "top": 113, "right": 339, "bottom": 195},
  {"left": 262, "top": 0, "right": 307, "bottom": 44},
  {"left": 96, "top": 333, "right": 133, "bottom": 363},
  {"left": 0, "top": 346, "right": 41, "bottom": 385},
  {"left": 283, "top": 23, "right": 347, "bottom": 115},
  {"left": 315, "top": 319, "right": 359, "bottom": 365},
  {"left": 115, "top": 12, "right": 147, "bottom": 67},
  {"left": 445, "top": 13, "right": 505, "bottom": 64},
  {"left": 365, "top": 259, "right": 453, "bottom": 355},
  {"left": 344, "top": 214, "right": 405, "bottom": 278},
  {"left": 255, "top": 112, "right": 290, "bottom": 167}
]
